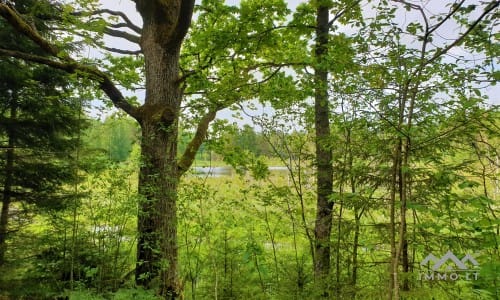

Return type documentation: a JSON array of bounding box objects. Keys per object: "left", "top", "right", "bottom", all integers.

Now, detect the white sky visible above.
[{"left": 92, "top": 0, "right": 498, "bottom": 122}]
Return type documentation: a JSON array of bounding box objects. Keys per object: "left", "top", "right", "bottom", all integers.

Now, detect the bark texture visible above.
[
  {"left": 132, "top": 1, "right": 195, "bottom": 297},
  {"left": 313, "top": 3, "right": 334, "bottom": 295}
]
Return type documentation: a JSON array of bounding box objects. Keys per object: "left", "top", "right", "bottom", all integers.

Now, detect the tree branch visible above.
[
  {"left": 78, "top": 8, "right": 142, "bottom": 34},
  {"left": 0, "top": 2, "right": 140, "bottom": 117},
  {"left": 109, "top": 22, "right": 135, "bottom": 30},
  {"left": 426, "top": 0, "right": 466, "bottom": 36},
  {"left": 168, "top": 0, "right": 195, "bottom": 48},
  {"left": 327, "top": 0, "right": 362, "bottom": 28},
  {"left": 243, "top": 62, "right": 307, "bottom": 72},
  {"left": 179, "top": 51, "right": 289, "bottom": 149},
  {"left": 104, "top": 27, "right": 141, "bottom": 44},
  {"left": 0, "top": 47, "right": 140, "bottom": 120},
  {"left": 178, "top": 109, "right": 217, "bottom": 174},
  {"left": 177, "top": 56, "right": 213, "bottom": 84},
  {"left": 48, "top": 26, "right": 142, "bottom": 54},
  {"left": 102, "top": 46, "right": 142, "bottom": 55},
  {"left": 0, "top": 48, "right": 74, "bottom": 70},
  {"left": 0, "top": 3, "right": 59, "bottom": 56},
  {"left": 424, "top": 1, "right": 499, "bottom": 67}
]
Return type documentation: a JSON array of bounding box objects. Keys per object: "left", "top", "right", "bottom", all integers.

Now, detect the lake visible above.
[{"left": 191, "top": 166, "right": 288, "bottom": 177}]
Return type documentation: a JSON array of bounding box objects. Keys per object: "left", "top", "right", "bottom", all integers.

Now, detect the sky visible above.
[{"left": 92, "top": 0, "right": 498, "bottom": 122}]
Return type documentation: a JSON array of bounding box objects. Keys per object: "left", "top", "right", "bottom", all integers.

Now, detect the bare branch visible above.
[
  {"left": 244, "top": 61, "right": 307, "bottom": 72},
  {"left": 104, "top": 27, "right": 141, "bottom": 44},
  {"left": 248, "top": 24, "right": 316, "bottom": 38},
  {"left": 47, "top": 26, "right": 142, "bottom": 54},
  {"left": 79, "top": 8, "right": 142, "bottom": 34},
  {"left": 424, "top": 1, "right": 499, "bottom": 67},
  {"left": 393, "top": 0, "right": 430, "bottom": 31},
  {"left": 102, "top": 46, "right": 142, "bottom": 55},
  {"left": 427, "top": 0, "right": 466, "bottom": 36},
  {"left": 109, "top": 22, "right": 134, "bottom": 29}
]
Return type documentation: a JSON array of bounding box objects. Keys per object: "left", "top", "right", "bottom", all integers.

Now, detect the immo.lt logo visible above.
[{"left": 419, "top": 250, "right": 480, "bottom": 281}]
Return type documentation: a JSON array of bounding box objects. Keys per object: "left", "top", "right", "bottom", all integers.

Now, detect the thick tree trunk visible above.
[
  {"left": 135, "top": 47, "right": 183, "bottom": 299},
  {"left": 313, "top": 3, "right": 334, "bottom": 296},
  {"left": 133, "top": 2, "right": 193, "bottom": 297},
  {"left": 136, "top": 117, "right": 180, "bottom": 296}
]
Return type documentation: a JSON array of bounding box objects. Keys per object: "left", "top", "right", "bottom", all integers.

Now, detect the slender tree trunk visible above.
[
  {"left": 397, "top": 145, "right": 408, "bottom": 295},
  {"left": 0, "top": 99, "right": 16, "bottom": 266},
  {"left": 389, "top": 139, "right": 402, "bottom": 300},
  {"left": 263, "top": 205, "right": 279, "bottom": 285},
  {"left": 390, "top": 104, "right": 411, "bottom": 299},
  {"left": 400, "top": 147, "right": 409, "bottom": 292},
  {"left": 351, "top": 209, "right": 361, "bottom": 299},
  {"left": 335, "top": 202, "right": 343, "bottom": 298},
  {"left": 0, "top": 180, "right": 11, "bottom": 266},
  {"left": 313, "top": 3, "right": 334, "bottom": 295}
]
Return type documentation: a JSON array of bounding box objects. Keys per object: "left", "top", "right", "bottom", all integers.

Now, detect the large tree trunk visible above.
[
  {"left": 313, "top": 3, "right": 334, "bottom": 296},
  {"left": 136, "top": 113, "right": 180, "bottom": 296},
  {"left": 135, "top": 42, "right": 182, "bottom": 299},
  {"left": 133, "top": 1, "right": 193, "bottom": 298}
]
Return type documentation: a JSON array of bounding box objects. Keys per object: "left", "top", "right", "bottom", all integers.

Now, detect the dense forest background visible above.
[{"left": 0, "top": 0, "right": 498, "bottom": 299}]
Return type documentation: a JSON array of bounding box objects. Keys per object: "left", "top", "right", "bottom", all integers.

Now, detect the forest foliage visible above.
[{"left": 0, "top": 0, "right": 498, "bottom": 299}]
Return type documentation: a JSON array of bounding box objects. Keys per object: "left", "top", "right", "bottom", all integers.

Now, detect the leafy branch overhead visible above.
[
  {"left": 0, "top": 2, "right": 139, "bottom": 118},
  {"left": 0, "top": 0, "right": 498, "bottom": 299},
  {"left": 0, "top": 0, "right": 306, "bottom": 176}
]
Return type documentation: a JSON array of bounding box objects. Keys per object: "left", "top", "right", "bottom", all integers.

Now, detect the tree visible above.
[
  {"left": 84, "top": 115, "right": 139, "bottom": 162},
  {"left": 0, "top": 0, "right": 292, "bottom": 297},
  {"left": 0, "top": 0, "right": 83, "bottom": 267},
  {"left": 353, "top": 1, "right": 499, "bottom": 298},
  {"left": 288, "top": 0, "right": 360, "bottom": 294},
  {"left": 282, "top": 0, "right": 497, "bottom": 297},
  {"left": 0, "top": 1, "right": 196, "bottom": 296},
  {"left": 312, "top": 3, "right": 334, "bottom": 292}
]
